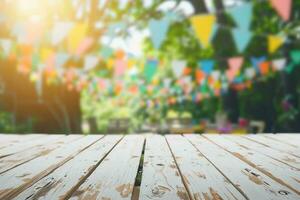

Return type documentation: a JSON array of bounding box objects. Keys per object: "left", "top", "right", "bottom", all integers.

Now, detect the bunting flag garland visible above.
[
  {"left": 290, "top": 50, "right": 300, "bottom": 64},
  {"left": 259, "top": 61, "right": 270, "bottom": 75},
  {"left": 190, "top": 14, "right": 216, "bottom": 48},
  {"left": 228, "top": 57, "right": 244, "bottom": 74},
  {"left": 0, "top": 39, "right": 12, "bottom": 57},
  {"left": 172, "top": 60, "right": 186, "bottom": 78},
  {"left": 245, "top": 68, "right": 256, "bottom": 79},
  {"left": 149, "top": 15, "right": 171, "bottom": 49},
  {"left": 232, "top": 29, "right": 252, "bottom": 52},
  {"left": 67, "top": 23, "right": 88, "bottom": 53},
  {"left": 270, "top": 0, "right": 292, "bottom": 22},
  {"left": 228, "top": 2, "right": 253, "bottom": 30},
  {"left": 268, "top": 35, "right": 285, "bottom": 54},
  {"left": 199, "top": 60, "right": 214, "bottom": 75},
  {"left": 55, "top": 53, "right": 69, "bottom": 70},
  {"left": 144, "top": 59, "right": 158, "bottom": 82},
  {"left": 272, "top": 58, "right": 286, "bottom": 71},
  {"left": 114, "top": 59, "right": 127, "bottom": 77},
  {"left": 251, "top": 56, "right": 266, "bottom": 73},
  {"left": 51, "top": 22, "right": 74, "bottom": 46},
  {"left": 84, "top": 55, "right": 99, "bottom": 71}
]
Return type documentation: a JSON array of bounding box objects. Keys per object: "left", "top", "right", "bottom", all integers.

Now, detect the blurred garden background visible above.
[{"left": 0, "top": 0, "right": 299, "bottom": 134}]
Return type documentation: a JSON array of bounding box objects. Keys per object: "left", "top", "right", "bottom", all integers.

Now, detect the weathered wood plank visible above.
[
  {"left": 166, "top": 135, "right": 245, "bottom": 200},
  {"left": 69, "top": 135, "right": 144, "bottom": 200},
  {"left": 0, "top": 135, "right": 81, "bottom": 174},
  {"left": 263, "top": 134, "right": 300, "bottom": 149},
  {"left": 13, "top": 135, "right": 123, "bottom": 200},
  {"left": 139, "top": 134, "right": 189, "bottom": 200},
  {"left": 185, "top": 134, "right": 300, "bottom": 200},
  {"left": 205, "top": 135, "right": 300, "bottom": 195},
  {"left": 224, "top": 135, "right": 300, "bottom": 170},
  {"left": 0, "top": 135, "right": 102, "bottom": 199},
  {"left": 0, "top": 135, "right": 63, "bottom": 158},
  {"left": 244, "top": 135, "right": 300, "bottom": 158},
  {"left": 0, "top": 134, "right": 43, "bottom": 150}
]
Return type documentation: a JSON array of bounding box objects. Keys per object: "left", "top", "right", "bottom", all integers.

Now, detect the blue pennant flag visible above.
[
  {"left": 232, "top": 29, "right": 252, "bottom": 52},
  {"left": 199, "top": 60, "right": 214, "bottom": 75},
  {"left": 149, "top": 16, "right": 171, "bottom": 49},
  {"left": 229, "top": 3, "right": 253, "bottom": 30},
  {"left": 251, "top": 56, "right": 266, "bottom": 73}
]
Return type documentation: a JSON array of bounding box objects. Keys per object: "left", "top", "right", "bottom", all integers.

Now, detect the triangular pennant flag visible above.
[
  {"left": 285, "top": 63, "right": 295, "bottom": 74},
  {"left": 199, "top": 60, "right": 214, "bottom": 75},
  {"left": 232, "top": 29, "right": 252, "bottom": 52},
  {"left": 259, "top": 61, "right": 270, "bottom": 75},
  {"left": 229, "top": 3, "right": 253, "bottom": 30},
  {"left": 114, "top": 59, "right": 127, "bottom": 77},
  {"left": 144, "top": 59, "right": 158, "bottom": 82},
  {"left": 290, "top": 50, "right": 300, "bottom": 64},
  {"left": 270, "top": 0, "right": 292, "bottom": 21},
  {"left": 84, "top": 55, "right": 99, "bottom": 71},
  {"left": 272, "top": 58, "right": 286, "bottom": 71},
  {"left": 251, "top": 56, "right": 266, "bottom": 73},
  {"left": 245, "top": 68, "right": 256, "bottom": 79},
  {"left": 68, "top": 23, "right": 88, "bottom": 53},
  {"left": 55, "top": 53, "right": 70, "bottom": 68},
  {"left": 0, "top": 39, "right": 12, "bottom": 57},
  {"left": 190, "top": 14, "right": 216, "bottom": 48},
  {"left": 149, "top": 15, "right": 171, "bottom": 49},
  {"left": 268, "top": 35, "right": 284, "bottom": 53},
  {"left": 196, "top": 69, "right": 205, "bottom": 84},
  {"left": 228, "top": 57, "right": 244, "bottom": 73},
  {"left": 52, "top": 22, "right": 74, "bottom": 45},
  {"left": 211, "top": 70, "right": 221, "bottom": 81},
  {"left": 76, "top": 37, "right": 94, "bottom": 56},
  {"left": 172, "top": 60, "right": 186, "bottom": 78},
  {"left": 100, "top": 46, "right": 113, "bottom": 59}
]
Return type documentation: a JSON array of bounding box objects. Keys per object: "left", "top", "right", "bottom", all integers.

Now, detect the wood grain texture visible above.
[
  {"left": 0, "top": 135, "right": 102, "bottom": 199},
  {"left": 185, "top": 134, "right": 300, "bottom": 200},
  {"left": 0, "top": 135, "right": 63, "bottom": 158},
  {"left": 205, "top": 135, "right": 300, "bottom": 195},
  {"left": 224, "top": 135, "right": 300, "bottom": 170},
  {"left": 13, "top": 135, "right": 123, "bottom": 200},
  {"left": 0, "top": 134, "right": 42, "bottom": 150},
  {"left": 139, "top": 134, "right": 189, "bottom": 200},
  {"left": 69, "top": 135, "right": 144, "bottom": 200},
  {"left": 263, "top": 134, "right": 300, "bottom": 149},
  {"left": 244, "top": 135, "right": 300, "bottom": 158},
  {"left": 166, "top": 135, "right": 246, "bottom": 200},
  {"left": 0, "top": 135, "right": 81, "bottom": 174}
]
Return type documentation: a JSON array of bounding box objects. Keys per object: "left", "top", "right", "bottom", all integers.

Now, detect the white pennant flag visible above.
[
  {"left": 272, "top": 58, "right": 286, "bottom": 71},
  {"left": 84, "top": 55, "right": 99, "bottom": 71},
  {"left": 172, "top": 60, "right": 186, "bottom": 78},
  {"left": 245, "top": 68, "right": 256, "bottom": 79},
  {"left": 163, "top": 78, "right": 172, "bottom": 88},
  {"left": 52, "top": 22, "right": 74, "bottom": 45},
  {"left": 211, "top": 70, "right": 221, "bottom": 81},
  {"left": 0, "top": 39, "right": 12, "bottom": 57}
]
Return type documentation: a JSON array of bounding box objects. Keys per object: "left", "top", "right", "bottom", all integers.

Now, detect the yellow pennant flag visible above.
[
  {"left": 68, "top": 23, "right": 88, "bottom": 53},
  {"left": 268, "top": 35, "right": 284, "bottom": 54},
  {"left": 190, "top": 14, "right": 216, "bottom": 48}
]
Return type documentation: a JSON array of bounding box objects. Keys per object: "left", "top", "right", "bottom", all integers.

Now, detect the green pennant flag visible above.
[
  {"left": 144, "top": 59, "right": 158, "bottom": 82},
  {"left": 285, "top": 63, "right": 295, "bottom": 74},
  {"left": 290, "top": 51, "right": 300, "bottom": 65}
]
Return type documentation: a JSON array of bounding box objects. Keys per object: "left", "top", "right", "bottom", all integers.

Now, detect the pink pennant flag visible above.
[
  {"left": 270, "top": 0, "right": 292, "bottom": 21},
  {"left": 228, "top": 57, "right": 244, "bottom": 74},
  {"left": 114, "top": 59, "right": 127, "bottom": 77},
  {"left": 76, "top": 37, "right": 94, "bottom": 56}
]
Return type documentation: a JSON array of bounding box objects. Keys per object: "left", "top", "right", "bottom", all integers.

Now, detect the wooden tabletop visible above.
[{"left": 0, "top": 134, "right": 299, "bottom": 200}]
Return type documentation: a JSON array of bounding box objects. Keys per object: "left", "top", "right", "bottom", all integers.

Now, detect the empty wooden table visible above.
[{"left": 0, "top": 133, "right": 299, "bottom": 200}]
